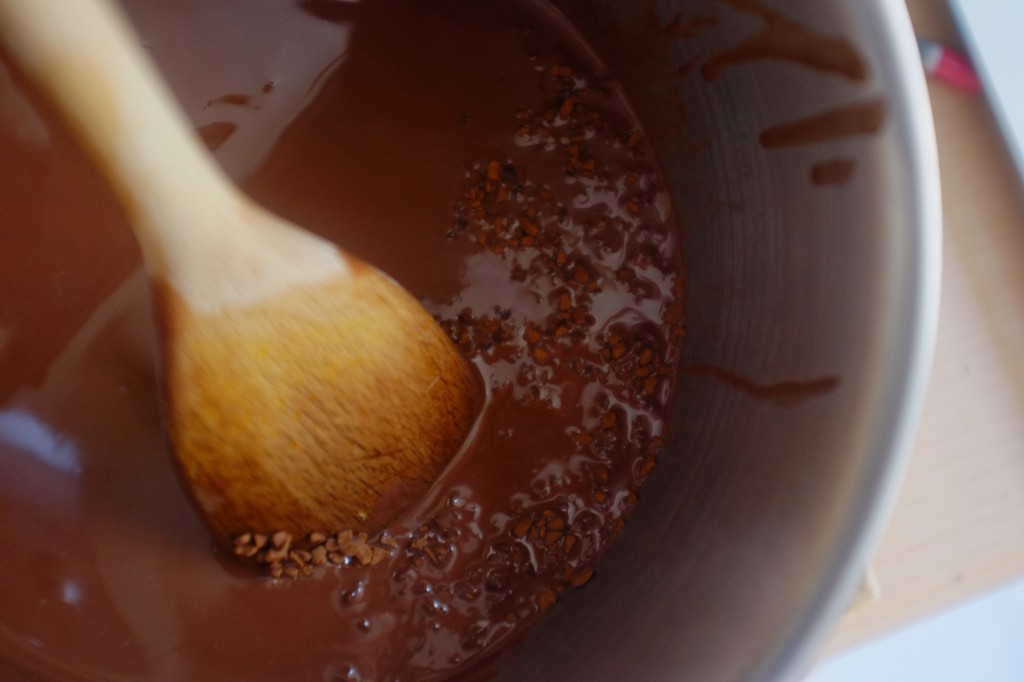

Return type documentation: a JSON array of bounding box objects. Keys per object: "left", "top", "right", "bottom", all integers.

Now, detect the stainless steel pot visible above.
[
  {"left": 0, "top": 1, "right": 940, "bottom": 680},
  {"left": 477, "top": 1, "right": 940, "bottom": 679}
]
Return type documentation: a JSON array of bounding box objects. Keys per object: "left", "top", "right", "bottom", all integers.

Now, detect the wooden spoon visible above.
[{"left": 0, "top": 0, "right": 477, "bottom": 547}]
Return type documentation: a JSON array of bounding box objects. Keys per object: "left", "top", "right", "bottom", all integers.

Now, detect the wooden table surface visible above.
[{"left": 824, "top": 0, "right": 1024, "bottom": 655}]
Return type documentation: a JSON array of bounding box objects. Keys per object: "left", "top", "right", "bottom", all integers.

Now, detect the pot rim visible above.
[{"left": 760, "top": 1, "right": 943, "bottom": 679}]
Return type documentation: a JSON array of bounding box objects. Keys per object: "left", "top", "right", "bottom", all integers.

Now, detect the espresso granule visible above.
[
  {"left": 239, "top": 52, "right": 680, "bottom": 679},
  {"left": 409, "top": 59, "right": 681, "bottom": 628},
  {"left": 234, "top": 530, "right": 396, "bottom": 578}
]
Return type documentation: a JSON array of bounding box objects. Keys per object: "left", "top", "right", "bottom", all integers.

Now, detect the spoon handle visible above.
[{"left": 0, "top": 0, "right": 239, "bottom": 276}]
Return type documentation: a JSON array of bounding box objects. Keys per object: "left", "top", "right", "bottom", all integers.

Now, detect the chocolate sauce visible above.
[
  {"left": 700, "top": 0, "right": 867, "bottom": 82},
  {"left": 0, "top": 1, "right": 683, "bottom": 679},
  {"left": 681, "top": 364, "right": 839, "bottom": 408},
  {"left": 810, "top": 158, "right": 857, "bottom": 186},
  {"left": 759, "top": 98, "right": 887, "bottom": 148}
]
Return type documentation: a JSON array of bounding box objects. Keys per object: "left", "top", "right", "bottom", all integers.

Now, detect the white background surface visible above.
[
  {"left": 810, "top": 579, "right": 1024, "bottom": 682},
  {"left": 947, "top": 0, "right": 1024, "bottom": 179}
]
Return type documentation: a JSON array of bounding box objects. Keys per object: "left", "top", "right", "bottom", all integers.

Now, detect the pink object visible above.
[{"left": 918, "top": 37, "right": 982, "bottom": 92}]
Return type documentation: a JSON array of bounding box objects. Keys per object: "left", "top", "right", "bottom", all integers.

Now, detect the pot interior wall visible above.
[{"left": 470, "top": 1, "right": 928, "bottom": 680}]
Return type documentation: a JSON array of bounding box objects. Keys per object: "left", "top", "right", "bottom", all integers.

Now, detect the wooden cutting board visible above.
[{"left": 826, "top": 0, "right": 1024, "bottom": 655}]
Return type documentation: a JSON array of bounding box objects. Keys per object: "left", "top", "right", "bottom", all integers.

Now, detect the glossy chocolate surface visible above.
[{"left": 0, "top": 1, "right": 682, "bottom": 679}]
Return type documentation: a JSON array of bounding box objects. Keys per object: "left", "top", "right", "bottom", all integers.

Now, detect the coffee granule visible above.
[{"left": 233, "top": 49, "right": 682, "bottom": 680}]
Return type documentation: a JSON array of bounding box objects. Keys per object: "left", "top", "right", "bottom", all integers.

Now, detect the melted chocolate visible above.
[
  {"left": 810, "top": 158, "right": 857, "bottom": 186},
  {"left": 700, "top": 0, "right": 867, "bottom": 82},
  {"left": 759, "top": 98, "right": 887, "bottom": 148},
  {"left": 681, "top": 364, "right": 838, "bottom": 408},
  {"left": 0, "top": 1, "right": 683, "bottom": 679}
]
